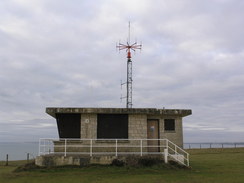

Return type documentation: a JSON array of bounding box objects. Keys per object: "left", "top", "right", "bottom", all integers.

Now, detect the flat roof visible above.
[{"left": 46, "top": 107, "right": 192, "bottom": 118}]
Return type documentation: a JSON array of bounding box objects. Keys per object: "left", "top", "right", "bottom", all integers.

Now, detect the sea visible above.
[{"left": 0, "top": 142, "right": 39, "bottom": 161}]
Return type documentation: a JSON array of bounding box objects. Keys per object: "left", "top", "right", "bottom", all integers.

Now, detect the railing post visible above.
[
  {"left": 27, "top": 153, "right": 29, "bottom": 162},
  {"left": 64, "top": 139, "right": 67, "bottom": 157},
  {"left": 166, "top": 139, "right": 169, "bottom": 151},
  {"left": 187, "top": 153, "right": 189, "bottom": 166},
  {"left": 115, "top": 139, "right": 118, "bottom": 157},
  {"left": 140, "top": 139, "right": 143, "bottom": 156},
  {"left": 90, "top": 139, "right": 93, "bottom": 157},
  {"left": 48, "top": 140, "right": 50, "bottom": 154},
  {"left": 44, "top": 139, "right": 46, "bottom": 155},
  {"left": 164, "top": 149, "right": 168, "bottom": 164},
  {"left": 5, "top": 154, "right": 9, "bottom": 166}
]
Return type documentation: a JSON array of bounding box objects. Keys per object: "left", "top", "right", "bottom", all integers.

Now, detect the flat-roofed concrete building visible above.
[
  {"left": 46, "top": 107, "right": 191, "bottom": 148},
  {"left": 36, "top": 107, "right": 191, "bottom": 166}
]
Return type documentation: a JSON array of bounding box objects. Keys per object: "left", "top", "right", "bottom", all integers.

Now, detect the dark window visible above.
[
  {"left": 97, "top": 114, "right": 128, "bottom": 139},
  {"left": 164, "top": 119, "right": 175, "bottom": 131},
  {"left": 56, "top": 113, "right": 81, "bottom": 138}
]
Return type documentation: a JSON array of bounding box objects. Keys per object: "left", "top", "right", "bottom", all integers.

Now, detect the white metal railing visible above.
[{"left": 39, "top": 138, "right": 189, "bottom": 166}]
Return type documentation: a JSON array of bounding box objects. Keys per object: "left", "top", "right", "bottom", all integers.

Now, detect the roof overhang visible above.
[{"left": 46, "top": 107, "right": 192, "bottom": 118}]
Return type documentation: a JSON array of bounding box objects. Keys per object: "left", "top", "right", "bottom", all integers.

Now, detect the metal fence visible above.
[{"left": 184, "top": 142, "right": 244, "bottom": 149}]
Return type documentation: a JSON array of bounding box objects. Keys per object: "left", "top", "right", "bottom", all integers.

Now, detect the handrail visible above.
[
  {"left": 167, "top": 139, "right": 189, "bottom": 155},
  {"left": 39, "top": 138, "right": 189, "bottom": 166},
  {"left": 166, "top": 139, "right": 189, "bottom": 166}
]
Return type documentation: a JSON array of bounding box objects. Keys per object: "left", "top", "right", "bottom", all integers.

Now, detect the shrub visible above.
[
  {"left": 14, "top": 162, "right": 40, "bottom": 172},
  {"left": 123, "top": 155, "right": 164, "bottom": 167},
  {"left": 125, "top": 156, "right": 140, "bottom": 167},
  {"left": 111, "top": 159, "right": 125, "bottom": 167},
  {"left": 138, "top": 156, "right": 163, "bottom": 167}
]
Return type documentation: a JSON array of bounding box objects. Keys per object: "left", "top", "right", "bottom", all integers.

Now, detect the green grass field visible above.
[{"left": 1, "top": 148, "right": 244, "bottom": 183}]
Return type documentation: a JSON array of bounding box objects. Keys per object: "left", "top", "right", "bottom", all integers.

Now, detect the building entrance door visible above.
[{"left": 147, "top": 119, "right": 159, "bottom": 152}]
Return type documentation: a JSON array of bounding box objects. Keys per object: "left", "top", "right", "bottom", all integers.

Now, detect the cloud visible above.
[{"left": 0, "top": 0, "right": 244, "bottom": 142}]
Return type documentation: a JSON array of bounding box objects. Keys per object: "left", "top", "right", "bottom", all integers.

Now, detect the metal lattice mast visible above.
[
  {"left": 116, "top": 22, "right": 142, "bottom": 108},
  {"left": 127, "top": 57, "right": 132, "bottom": 108}
]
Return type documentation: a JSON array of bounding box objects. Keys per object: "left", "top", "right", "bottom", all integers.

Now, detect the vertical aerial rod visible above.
[{"left": 116, "top": 22, "right": 142, "bottom": 108}]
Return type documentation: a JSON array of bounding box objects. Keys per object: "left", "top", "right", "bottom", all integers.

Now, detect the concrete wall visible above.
[
  {"left": 35, "top": 155, "right": 117, "bottom": 167},
  {"left": 128, "top": 114, "right": 147, "bottom": 139},
  {"left": 146, "top": 115, "right": 183, "bottom": 147},
  {"left": 159, "top": 117, "right": 183, "bottom": 147},
  {"left": 78, "top": 113, "right": 183, "bottom": 148},
  {"left": 52, "top": 113, "right": 183, "bottom": 155},
  {"left": 80, "top": 114, "right": 97, "bottom": 139}
]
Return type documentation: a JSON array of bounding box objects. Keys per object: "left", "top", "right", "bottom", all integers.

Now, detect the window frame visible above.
[
  {"left": 164, "top": 119, "right": 176, "bottom": 132},
  {"left": 97, "top": 114, "right": 128, "bottom": 139}
]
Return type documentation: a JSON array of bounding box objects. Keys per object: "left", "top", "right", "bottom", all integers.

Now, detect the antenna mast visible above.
[{"left": 116, "top": 22, "right": 142, "bottom": 108}]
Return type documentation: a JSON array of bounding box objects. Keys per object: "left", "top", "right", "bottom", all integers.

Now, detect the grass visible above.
[{"left": 1, "top": 148, "right": 244, "bottom": 183}]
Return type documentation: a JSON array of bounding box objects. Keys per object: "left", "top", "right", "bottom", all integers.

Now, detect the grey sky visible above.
[{"left": 0, "top": 0, "right": 244, "bottom": 142}]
